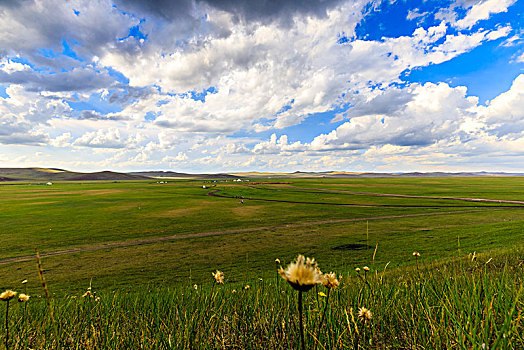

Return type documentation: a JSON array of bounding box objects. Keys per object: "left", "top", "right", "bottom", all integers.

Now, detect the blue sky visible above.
[{"left": 0, "top": 0, "right": 522, "bottom": 173}]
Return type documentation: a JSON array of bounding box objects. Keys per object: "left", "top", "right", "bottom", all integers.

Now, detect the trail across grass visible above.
[
  {"left": 0, "top": 209, "right": 492, "bottom": 265},
  {"left": 209, "top": 187, "right": 524, "bottom": 207}
]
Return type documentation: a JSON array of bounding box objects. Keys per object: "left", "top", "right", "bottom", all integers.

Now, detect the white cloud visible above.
[
  {"left": 0, "top": 0, "right": 135, "bottom": 56},
  {"left": 50, "top": 132, "right": 73, "bottom": 147},
  {"left": 308, "top": 81, "right": 478, "bottom": 150},
  {"left": 238, "top": 74, "right": 524, "bottom": 172},
  {"left": 252, "top": 133, "right": 305, "bottom": 154},
  {"left": 99, "top": 5, "right": 510, "bottom": 137},
  {"left": 477, "top": 74, "right": 524, "bottom": 135},
  {"left": 455, "top": 0, "right": 517, "bottom": 30},
  {"left": 73, "top": 128, "right": 128, "bottom": 148},
  {"left": 0, "top": 0, "right": 521, "bottom": 172},
  {"left": 162, "top": 152, "right": 189, "bottom": 163},
  {"left": 0, "top": 58, "right": 31, "bottom": 74},
  {"left": 0, "top": 84, "right": 71, "bottom": 145}
]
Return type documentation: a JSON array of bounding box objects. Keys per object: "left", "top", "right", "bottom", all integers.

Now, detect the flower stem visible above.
[
  {"left": 194, "top": 281, "right": 215, "bottom": 344},
  {"left": 318, "top": 288, "right": 330, "bottom": 333},
  {"left": 5, "top": 299, "right": 9, "bottom": 350},
  {"left": 298, "top": 291, "right": 305, "bottom": 350}
]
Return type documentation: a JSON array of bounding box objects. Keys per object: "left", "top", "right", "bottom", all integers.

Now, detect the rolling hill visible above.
[
  {"left": 0, "top": 168, "right": 150, "bottom": 182},
  {"left": 2, "top": 168, "right": 524, "bottom": 182}
]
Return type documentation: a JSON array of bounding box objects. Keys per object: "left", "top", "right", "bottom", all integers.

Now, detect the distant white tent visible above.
[{"left": 46, "top": 182, "right": 52, "bottom": 185}]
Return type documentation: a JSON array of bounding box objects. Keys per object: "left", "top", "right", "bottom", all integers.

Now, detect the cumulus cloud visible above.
[
  {"left": 0, "top": 0, "right": 520, "bottom": 172},
  {"left": 476, "top": 74, "right": 524, "bottom": 136},
  {"left": 0, "top": 0, "right": 135, "bottom": 56},
  {"left": 347, "top": 87, "right": 415, "bottom": 118},
  {"left": 238, "top": 74, "right": 524, "bottom": 173},
  {"left": 0, "top": 67, "right": 117, "bottom": 92},
  {"left": 0, "top": 132, "right": 48, "bottom": 146},
  {"left": 50, "top": 132, "right": 73, "bottom": 147},
  {"left": 252, "top": 134, "right": 305, "bottom": 154},
  {"left": 310, "top": 82, "right": 478, "bottom": 150},
  {"left": 73, "top": 129, "right": 128, "bottom": 148},
  {"left": 77, "top": 110, "right": 128, "bottom": 121},
  {"left": 162, "top": 152, "right": 189, "bottom": 163},
  {"left": 101, "top": 6, "right": 509, "bottom": 136},
  {"left": 0, "top": 84, "right": 71, "bottom": 145},
  {"left": 454, "top": 0, "right": 517, "bottom": 29},
  {"left": 115, "top": 0, "right": 343, "bottom": 24}
]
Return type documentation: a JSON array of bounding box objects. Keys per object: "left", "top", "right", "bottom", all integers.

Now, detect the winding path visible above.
[{"left": 209, "top": 188, "right": 524, "bottom": 208}]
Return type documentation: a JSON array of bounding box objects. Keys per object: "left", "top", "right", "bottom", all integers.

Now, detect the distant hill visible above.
[
  {"left": 0, "top": 168, "right": 151, "bottom": 182},
  {"left": 129, "top": 171, "right": 238, "bottom": 179},
  {"left": 228, "top": 171, "right": 524, "bottom": 178},
  {"left": 0, "top": 176, "right": 16, "bottom": 181},
  {"left": 67, "top": 171, "right": 150, "bottom": 181},
  {"left": 2, "top": 168, "right": 524, "bottom": 182}
]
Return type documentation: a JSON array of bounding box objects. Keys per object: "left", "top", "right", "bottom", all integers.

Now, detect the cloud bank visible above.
[{"left": 0, "top": 0, "right": 522, "bottom": 172}]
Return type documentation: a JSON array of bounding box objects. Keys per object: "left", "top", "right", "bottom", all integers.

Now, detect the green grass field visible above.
[
  {"left": 1, "top": 177, "right": 523, "bottom": 293},
  {"left": 0, "top": 177, "right": 523, "bottom": 348}
]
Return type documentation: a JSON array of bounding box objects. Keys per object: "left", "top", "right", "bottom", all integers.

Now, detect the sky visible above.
[{"left": 0, "top": 0, "right": 523, "bottom": 173}]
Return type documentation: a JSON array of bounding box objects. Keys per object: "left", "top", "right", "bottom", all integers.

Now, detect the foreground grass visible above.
[{"left": 1, "top": 248, "right": 522, "bottom": 349}]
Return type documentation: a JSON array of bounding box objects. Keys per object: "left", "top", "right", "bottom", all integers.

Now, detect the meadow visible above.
[{"left": 0, "top": 177, "right": 523, "bottom": 348}]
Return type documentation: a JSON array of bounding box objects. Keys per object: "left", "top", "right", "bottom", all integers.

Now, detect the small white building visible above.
[{"left": 46, "top": 182, "right": 53, "bottom": 185}]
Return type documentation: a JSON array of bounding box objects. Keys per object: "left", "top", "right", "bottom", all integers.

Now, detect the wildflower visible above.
[
  {"left": 2, "top": 290, "right": 17, "bottom": 349},
  {"left": 232, "top": 289, "right": 237, "bottom": 294},
  {"left": 358, "top": 307, "right": 373, "bottom": 322},
  {"left": 258, "top": 278, "right": 263, "bottom": 281},
  {"left": 95, "top": 297, "right": 100, "bottom": 302},
  {"left": 355, "top": 267, "right": 361, "bottom": 273},
  {"left": 471, "top": 252, "right": 477, "bottom": 261},
  {"left": 193, "top": 284, "right": 198, "bottom": 290},
  {"left": 244, "top": 285, "right": 250, "bottom": 290},
  {"left": 212, "top": 270, "right": 225, "bottom": 284},
  {"left": 21, "top": 279, "right": 28, "bottom": 284},
  {"left": 82, "top": 291, "right": 91, "bottom": 298},
  {"left": 321, "top": 272, "right": 340, "bottom": 289},
  {"left": 0, "top": 290, "right": 17, "bottom": 301},
  {"left": 275, "top": 258, "right": 281, "bottom": 264},
  {"left": 18, "top": 294, "right": 30, "bottom": 302},
  {"left": 280, "top": 255, "right": 322, "bottom": 350},
  {"left": 413, "top": 251, "right": 420, "bottom": 257},
  {"left": 363, "top": 266, "right": 370, "bottom": 272},
  {"left": 279, "top": 255, "right": 322, "bottom": 292},
  {"left": 318, "top": 291, "right": 327, "bottom": 297}
]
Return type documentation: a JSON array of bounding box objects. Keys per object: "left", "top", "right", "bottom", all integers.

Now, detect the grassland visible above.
[
  {"left": 0, "top": 177, "right": 523, "bottom": 348},
  {"left": 1, "top": 248, "right": 522, "bottom": 349},
  {"left": 1, "top": 177, "right": 524, "bottom": 293}
]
